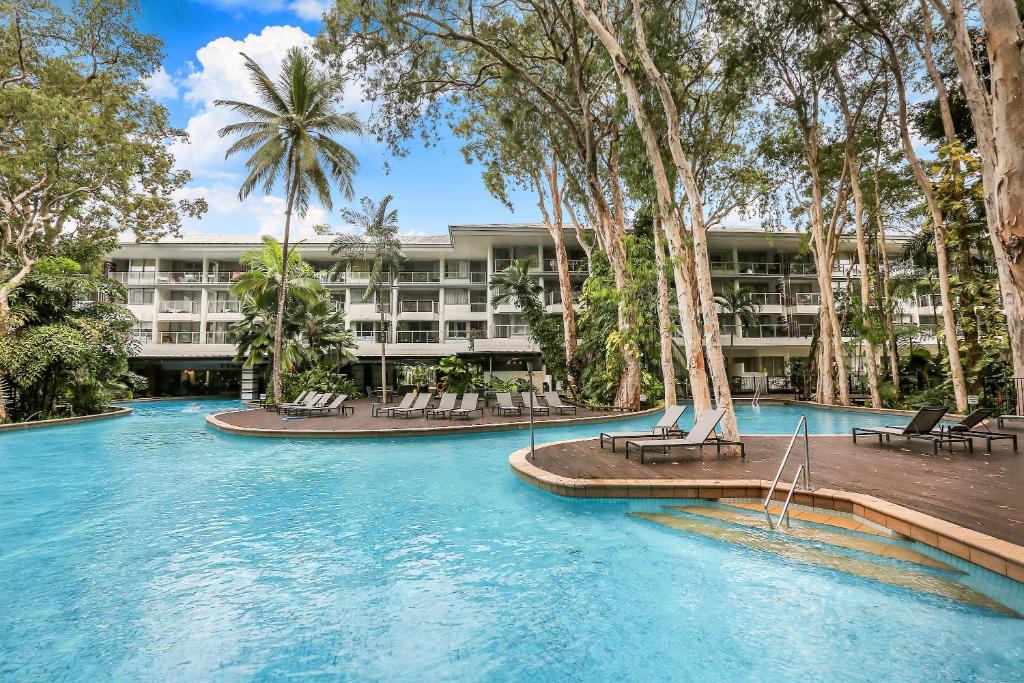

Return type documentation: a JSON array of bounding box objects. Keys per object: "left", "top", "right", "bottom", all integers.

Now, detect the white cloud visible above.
[
  {"left": 195, "top": 0, "right": 329, "bottom": 21},
  {"left": 144, "top": 66, "right": 178, "bottom": 100},
  {"left": 168, "top": 25, "right": 369, "bottom": 234},
  {"left": 176, "top": 183, "right": 330, "bottom": 238},
  {"left": 288, "top": 0, "right": 330, "bottom": 20}
]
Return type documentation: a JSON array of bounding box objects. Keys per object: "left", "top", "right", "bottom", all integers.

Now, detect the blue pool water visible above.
[{"left": 2, "top": 400, "right": 1023, "bottom": 681}]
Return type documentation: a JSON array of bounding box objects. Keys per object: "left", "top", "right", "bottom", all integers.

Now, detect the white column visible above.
[
  {"left": 438, "top": 256, "right": 446, "bottom": 345},
  {"left": 152, "top": 258, "right": 161, "bottom": 343},
  {"left": 199, "top": 257, "right": 209, "bottom": 342},
  {"left": 486, "top": 246, "right": 495, "bottom": 338}
]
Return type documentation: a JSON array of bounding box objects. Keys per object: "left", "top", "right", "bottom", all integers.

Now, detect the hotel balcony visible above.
[
  {"left": 156, "top": 271, "right": 205, "bottom": 285},
  {"left": 737, "top": 261, "right": 785, "bottom": 276},
  {"left": 397, "top": 271, "right": 441, "bottom": 284},
  {"left": 492, "top": 323, "right": 530, "bottom": 339},
  {"left": 158, "top": 300, "right": 201, "bottom": 319},
  {"left": 444, "top": 270, "right": 488, "bottom": 284},
  {"left": 443, "top": 303, "right": 488, "bottom": 320},
  {"left": 395, "top": 329, "right": 439, "bottom": 344},
  {"left": 348, "top": 302, "right": 390, "bottom": 321},
  {"left": 397, "top": 299, "right": 440, "bottom": 320}
]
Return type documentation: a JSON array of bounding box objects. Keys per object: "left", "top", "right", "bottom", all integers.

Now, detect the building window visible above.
[
  {"left": 128, "top": 288, "right": 154, "bottom": 305},
  {"left": 446, "top": 321, "right": 487, "bottom": 340},
  {"left": 445, "top": 288, "right": 470, "bottom": 305}
]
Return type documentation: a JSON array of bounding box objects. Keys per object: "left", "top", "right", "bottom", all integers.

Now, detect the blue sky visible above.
[{"left": 138, "top": 0, "right": 540, "bottom": 237}]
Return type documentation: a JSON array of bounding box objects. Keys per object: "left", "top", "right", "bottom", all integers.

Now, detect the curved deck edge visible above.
[
  {"left": 0, "top": 406, "right": 133, "bottom": 433},
  {"left": 205, "top": 405, "right": 661, "bottom": 439},
  {"left": 509, "top": 437, "right": 1024, "bottom": 585}
]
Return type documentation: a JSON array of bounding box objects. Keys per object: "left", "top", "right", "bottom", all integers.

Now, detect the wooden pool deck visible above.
[{"left": 523, "top": 429, "right": 1024, "bottom": 547}]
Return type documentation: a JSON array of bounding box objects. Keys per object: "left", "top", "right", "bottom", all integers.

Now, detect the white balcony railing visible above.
[
  {"left": 789, "top": 263, "right": 817, "bottom": 276},
  {"left": 111, "top": 272, "right": 156, "bottom": 284},
  {"left": 355, "top": 330, "right": 389, "bottom": 343},
  {"left": 205, "top": 332, "right": 231, "bottom": 344},
  {"left": 399, "top": 300, "right": 439, "bottom": 314},
  {"left": 396, "top": 330, "right": 439, "bottom": 343},
  {"left": 134, "top": 332, "right": 153, "bottom": 344},
  {"left": 493, "top": 324, "right": 530, "bottom": 338},
  {"left": 158, "top": 331, "right": 201, "bottom": 344},
  {"left": 445, "top": 271, "right": 487, "bottom": 283},
  {"left": 156, "top": 271, "right": 204, "bottom": 284},
  {"left": 398, "top": 271, "right": 440, "bottom": 284},
  {"left": 205, "top": 271, "right": 242, "bottom": 284},
  {"left": 737, "top": 262, "right": 784, "bottom": 276},
  {"left": 711, "top": 261, "right": 735, "bottom": 271},
  {"left": 159, "top": 300, "right": 200, "bottom": 314},
  {"left": 208, "top": 300, "right": 241, "bottom": 314},
  {"left": 541, "top": 258, "right": 588, "bottom": 273},
  {"left": 741, "top": 323, "right": 815, "bottom": 339},
  {"left": 747, "top": 292, "right": 782, "bottom": 306},
  {"left": 794, "top": 292, "right": 821, "bottom": 306}
]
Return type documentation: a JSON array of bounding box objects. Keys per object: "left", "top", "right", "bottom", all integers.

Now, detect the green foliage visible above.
[
  {"left": 437, "top": 355, "right": 475, "bottom": 393},
  {"left": 0, "top": 250, "right": 143, "bottom": 421},
  {"left": 0, "top": 0, "right": 206, "bottom": 326},
  {"left": 282, "top": 367, "right": 359, "bottom": 402}
]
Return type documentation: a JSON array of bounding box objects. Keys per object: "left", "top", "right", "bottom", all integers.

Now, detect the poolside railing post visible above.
[{"left": 527, "top": 366, "right": 535, "bottom": 460}]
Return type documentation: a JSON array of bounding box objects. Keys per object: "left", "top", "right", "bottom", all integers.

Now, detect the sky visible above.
[{"left": 137, "top": 0, "right": 541, "bottom": 238}]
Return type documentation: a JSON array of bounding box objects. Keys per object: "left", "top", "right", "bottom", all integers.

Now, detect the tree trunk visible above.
[
  {"left": 872, "top": 134, "right": 902, "bottom": 396},
  {"left": 932, "top": 0, "right": 1024, "bottom": 410},
  {"left": 653, "top": 218, "right": 678, "bottom": 405},
  {"left": 273, "top": 175, "right": 299, "bottom": 402},
  {"left": 570, "top": 0, "right": 712, "bottom": 415},
  {"left": 877, "top": 26, "right": 969, "bottom": 412}
]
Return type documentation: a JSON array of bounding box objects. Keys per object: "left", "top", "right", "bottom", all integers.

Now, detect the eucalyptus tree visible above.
[
  {"left": 215, "top": 47, "right": 360, "bottom": 401},
  {"left": 329, "top": 195, "right": 403, "bottom": 401},
  {"left": 0, "top": 0, "right": 206, "bottom": 419},
  {"left": 319, "top": 0, "right": 647, "bottom": 408},
  {"left": 918, "top": 0, "right": 1024, "bottom": 409}
]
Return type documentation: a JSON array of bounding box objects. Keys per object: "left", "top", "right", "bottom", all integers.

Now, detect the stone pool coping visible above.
[
  {"left": 205, "top": 405, "right": 661, "bottom": 439},
  {"left": 0, "top": 406, "right": 133, "bottom": 433},
  {"left": 509, "top": 436, "right": 1024, "bottom": 585}
]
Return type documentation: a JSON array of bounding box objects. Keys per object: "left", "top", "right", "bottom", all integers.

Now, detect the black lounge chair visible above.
[
  {"left": 940, "top": 408, "right": 1018, "bottom": 452},
  {"left": 449, "top": 393, "right": 483, "bottom": 420},
  {"left": 493, "top": 392, "right": 523, "bottom": 417},
  {"left": 269, "top": 390, "right": 309, "bottom": 412},
  {"left": 624, "top": 408, "right": 743, "bottom": 463},
  {"left": 392, "top": 392, "right": 432, "bottom": 418},
  {"left": 426, "top": 393, "right": 458, "bottom": 419},
  {"left": 851, "top": 406, "right": 972, "bottom": 454},
  {"left": 543, "top": 391, "right": 576, "bottom": 415},
  {"left": 600, "top": 404, "right": 687, "bottom": 453}
]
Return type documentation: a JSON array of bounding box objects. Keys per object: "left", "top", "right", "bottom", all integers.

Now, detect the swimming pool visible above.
[{"left": 2, "top": 400, "right": 1022, "bottom": 680}]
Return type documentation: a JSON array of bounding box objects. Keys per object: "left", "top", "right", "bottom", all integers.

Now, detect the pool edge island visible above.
[
  {"left": 0, "top": 406, "right": 133, "bottom": 433},
  {"left": 205, "top": 404, "right": 661, "bottom": 439}
]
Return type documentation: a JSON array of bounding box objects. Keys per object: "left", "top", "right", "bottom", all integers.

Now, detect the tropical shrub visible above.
[
  {"left": 283, "top": 368, "right": 360, "bottom": 401},
  {"left": 437, "top": 355, "right": 475, "bottom": 392}
]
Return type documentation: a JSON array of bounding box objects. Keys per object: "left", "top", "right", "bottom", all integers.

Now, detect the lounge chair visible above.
[
  {"left": 939, "top": 408, "right": 1018, "bottom": 452},
  {"left": 625, "top": 408, "right": 745, "bottom": 463},
  {"left": 278, "top": 392, "right": 325, "bottom": 415},
  {"left": 492, "top": 392, "right": 523, "bottom": 417},
  {"left": 525, "top": 393, "right": 549, "bottom": 415},
  {"left": 392, "top": 392, "right": 432, "bottom": 418},
  {"left": 997, "top": 414, "right": 1024, "bottom": 429},
  {"left": 268, "top": 390, "right": 308, "bottom": 412},
  {"left": 851, "top": 406, "right": 972, "bottom": 455},
  {"left": 303, "top": 394, "right": 353, "bottom": 417},
  {"left": 426, "top": 392, "right": 458, "bottom": 419},
  {"left": 600, "top": 404, "right": 687, "bottom": 453},
  {"left": 449, "top": 393, "right": 484, "bottom": 420},
  {"left": 543, "top": 391, "right": 577, "bottom": 415},
  {"left": 379, "top": 393, "right": 415, "bottom": 417}
]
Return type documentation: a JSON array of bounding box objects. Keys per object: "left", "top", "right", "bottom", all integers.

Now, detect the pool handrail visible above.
[{"left": 764, "top": 415, "right": 810, "bottom": 529}]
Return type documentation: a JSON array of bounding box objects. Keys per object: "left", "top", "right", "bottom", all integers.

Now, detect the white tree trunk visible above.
[{"left": 654, "top": 218, "right": 678, "bottom": 405}]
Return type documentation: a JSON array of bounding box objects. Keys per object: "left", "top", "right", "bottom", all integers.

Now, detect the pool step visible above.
[
  {"left": 724, "top": 501, "right": 890, "bottom": 537},
  {"left": 668, "top": 505, "right": 961, "bottom": 573},
  {"left": 631, "top": 512, "right": 1019, "bottom": 618}
]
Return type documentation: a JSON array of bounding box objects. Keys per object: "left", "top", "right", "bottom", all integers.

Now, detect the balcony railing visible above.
[
  {"left": 747, "top": 292, "right": 782, "bottom": 306},
  {"left": 789, "top": 263, "right": 817, "bottom": 276},
  {"left": 159, "top": 300, "right": 200, "bottom": 314},
  {"left": 399, "top": 300, "right": 439, "bottom": 313},
  {"left": 493, "top": 258, "right": 516, "bottom": 272},
  {"left": 156, "top": 271, "right": 204, "bottom": 284},
  {"left": 396, "top": 330, "right": 439, "bottom": 343},
  {"left": 354, "top": 330, "right": 389, "bottom": 343},
  {"left": 111, "top": 272, "right": 156, "bottom": 284},
  {"left": 917, "top": 294, "right": 940, "bottom": 308},
  {"left": 375, "top": 303, "right": 392, "bottom": 314},
  {"left": 158, "top": 331, "right": 201, "bottom": 344},
  {"left": 470, "top": 302, "right": 487, "bottom": 313},
  {"left": 742, "top": 323, "right": 815, "bottom": 338},
  {"left": 398, "top": 271, "right": 440, "bottom": 283},
  {"left": 446, "top": 326, "right": 487, "bottom": 340},
  {"left": 794, "top": 292, "right": 821, "bottom": 306},
  {"left": 133, "top": 332, "right": 153, "bottom": 344},
  {"left": 205, "top": 332, "right": 231, "bottom": 344},
  {"left": 541, "top": 258, "right": 588, "bottom": 273},
  {"left": 208, "top": 300, "right": 241, "bottom": 314},
  {"left": 493, "top": 324, "right": 530, "bottom": 338},
  {"left": 738, "top": 262, "right": 784, "bottom": 276},
  {"left": 316, "top": 272, "right": 347, "bottom": 284},
  {"left": 445, "top": 271, "right": 487, "bottom": 283},
  {"left": 711, "top": 261, "right": 735, "bottom": 271},
  {"left": 205, "top": 271, "right": 242, "bottom": 284}
]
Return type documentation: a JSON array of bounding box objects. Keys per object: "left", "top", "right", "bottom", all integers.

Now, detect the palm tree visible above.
[
  {"left": 229, "top": 237, "right": 324, "bottom": 376},
  {"left": 299, "top": 296, "right": 357, "bottom": 371},
  {"left": 714, "top": 287, "right": 761, "bottom": 385},
  {"left": 490, "top": 258, "right": 543, "bottom": 314},
  {"left": 215, "top": 47, "right": 360, "bottom": 401},
  {"left": 329, "top": 195, "right": 404, "bottom": 401}
]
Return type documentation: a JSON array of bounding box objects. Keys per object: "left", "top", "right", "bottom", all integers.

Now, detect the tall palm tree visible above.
[
  {"left": 714, "top": 287, "right": 761, "bottom": 384},
  {"left": 215, "top": 47, "right": 360, "bottom": 400},
  {"left": 299, "top": 296, "right": 358, "bottom": 371},
  {"left": 490, "top": 258, "right": 543, "bottom": 314},
  {"left": 329, "top": 195, "right": 404, "bottom": 401},
  {"left": 229, "top": 237, "right": 324, "bottom": 375}
]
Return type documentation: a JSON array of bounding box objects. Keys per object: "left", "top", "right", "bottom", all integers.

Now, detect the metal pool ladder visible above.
[
  {"left": 763, "top": 416, "right": 811, "bottom": 530},
  {"left": 751, "top": 379, "right": 762, "bottom": 408}
]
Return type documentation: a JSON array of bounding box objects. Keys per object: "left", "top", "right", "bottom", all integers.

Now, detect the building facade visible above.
[{"left": 108, "top": 224, "right": 935, "bottom": 397}]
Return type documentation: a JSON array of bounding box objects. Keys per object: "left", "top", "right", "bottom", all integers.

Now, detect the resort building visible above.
[{"left": 108, "top": 224, "right": 932, "bottom": 397}]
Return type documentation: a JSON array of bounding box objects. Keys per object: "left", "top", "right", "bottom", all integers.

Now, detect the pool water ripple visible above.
[{"left": 1, "top": 400, "right": 1023, "bottom": 681}]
